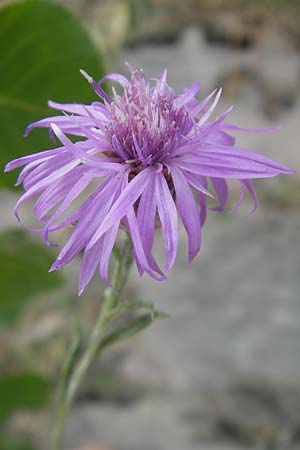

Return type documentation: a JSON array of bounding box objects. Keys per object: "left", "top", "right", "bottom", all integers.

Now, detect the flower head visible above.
[{"left": 5, "top": 64, "right": 294, "bottom": 294}]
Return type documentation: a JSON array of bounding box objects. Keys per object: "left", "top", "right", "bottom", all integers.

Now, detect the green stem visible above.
[{"left": 51, "top": 235, "right": 133, "bottom": 450}]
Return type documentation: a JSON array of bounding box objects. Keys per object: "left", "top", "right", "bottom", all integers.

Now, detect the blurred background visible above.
[{"left": 0, "top": 0, "right": 300, "bottom": 449}]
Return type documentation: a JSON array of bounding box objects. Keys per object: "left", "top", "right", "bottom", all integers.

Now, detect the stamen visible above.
[{"left": 106, "top": 67, "right": 193, "bottom": 169}]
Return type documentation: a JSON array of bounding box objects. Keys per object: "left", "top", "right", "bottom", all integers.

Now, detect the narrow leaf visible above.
[{"left": 99, "top": 311, "right": 168, "bottom": 351}]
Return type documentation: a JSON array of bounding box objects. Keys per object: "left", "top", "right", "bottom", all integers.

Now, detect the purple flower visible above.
[{"left": 5, "top": 64, "right": 294, "bottom": 294}]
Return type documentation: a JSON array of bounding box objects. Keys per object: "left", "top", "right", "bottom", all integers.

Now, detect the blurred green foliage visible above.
[
  {"left": 0, "top": 372, "right": 50, "bottom": 450},
  {"left": 0, "top": 372, "right": 50, "bottom": 424},
  {"left": 0, "top": 0, "right": 105, "bottom": 187},
  {"left": 0, "top": 436, "right": 34, "bottom": 450},
  {"left": 0, "top": 229, "right": 62, "bottom": 325}
]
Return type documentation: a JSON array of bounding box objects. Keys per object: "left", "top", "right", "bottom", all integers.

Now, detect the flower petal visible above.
[
  {"left": 127, "top": 207, "right": 165, "bottom": 280},
  {"left": 99, "top": 224, "right": 120, "bottom": 285},
  {"left": 51, "top": 178, "right": 119, "bottom": 269},
  {"left": 171, "top": 166, "right": 201, "bottom": 261},
  {"left": 43, "top": 169, "right": 99, "bottom": 244},
  {"left": 223, "top": 123, "right": 281, "bottom": 133},
  {"left": 137, "top": 174, "right": 163, "bottom": 276},
  {"left": 182, "top": 171, "right": 214, "bottom": 197},
  {"left": 174, "top": 81, "right": 201, "bottom": 108},
  {"left": 48, "top": 100, "right": 110, "bottom": 122},
  {"left": 25, "top": 115, "right": 93, "bottom": 137},
  {"left": 5, "top": 147, "right": 63, "bottom": 172},
  {"left": 98, "top": 72, "right": 130, "bottom": 89},
  {"left": 197, "top": 88, "right": 222, "bottom": 127},
  {"left": 175, "top": 144, "right": 293, "bottom": 179},
  {"left": 210, "top": 178, "right": 228, "bottom": 211},
  {"left": 87, "top": 169, "right": 151, "bottom": 249},
  {"left": 155, "top": 171, "right": 178, "bottom": 272},
  {"left": 243, "top": 179, "right": 258, "bottom": 216},
  {"left": 14, "top": 160, "right": 79, "bottom": 221},
  {"left": 79, "top": 239, "right": 104, "bottom": 295}
]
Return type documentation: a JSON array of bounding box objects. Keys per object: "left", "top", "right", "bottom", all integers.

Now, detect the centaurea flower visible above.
[{"left": 5, "top": 64, "right": 294, "bottom": 294}]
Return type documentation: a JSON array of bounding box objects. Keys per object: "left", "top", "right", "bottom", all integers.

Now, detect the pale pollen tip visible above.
[{"left": 80, "top": 69, "right": 93, "bottom": 84}]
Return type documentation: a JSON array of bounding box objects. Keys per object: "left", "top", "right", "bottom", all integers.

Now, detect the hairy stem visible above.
[{"left": 51, "top": 236, "right": 133, "bottom": 450}]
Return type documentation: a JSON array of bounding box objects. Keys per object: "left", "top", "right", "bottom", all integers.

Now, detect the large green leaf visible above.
[
  {"left": 0, "top": 0, "right": 105, "bottom": 187},
  {"left": 0, "top": 372, "right": 50, "bottom": 424},
  {"left": 0, "top": 229, "right": 61, "bottom": 325}
]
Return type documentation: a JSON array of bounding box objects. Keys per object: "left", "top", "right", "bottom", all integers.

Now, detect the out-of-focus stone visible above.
[
  {"left": 72, "top": 447, "right": 114, "bottom": 450},
  {"left": 8, "top": 410, "right": 48, "bottom": 450},
  {"left": 203, "top": 13, "right": 256, "bottom": 49},
  {"left": 57, "top": 0, "right": 300, "bottom": 50},
  {"left": 257, "top": 28, "right": 300, "bottom": 118},
  {"left": 125, "top": 0, "right": 182, "bottom": 48}
]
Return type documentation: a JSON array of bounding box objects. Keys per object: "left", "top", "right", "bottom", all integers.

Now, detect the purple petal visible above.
[
  {"left": 175, "top": 159, "right": 273, "bottom": 179},
  {"left": 229, "top": 181, "right": 246, "bottom": 214},
  {"left": 175, "top": 145, "right": 293, "bottom": 179},
  {"left": 155, "top": 171, "right": 178, "bottom": 272},
  {"left": 43, "top": 169, "right": 98, "bottom": 244},
  {"left": 5, "top": 147, "right": 62, "bottom": 172},
  {"left": 34, "top": 166, "right": 85, "bottom": 221},
  {"left": 23, "top": 152, "right": 71, "bottom": 190},
  {"left": 159, "top": 69, "right": 167, "bottom": 83},
  {"left": 190, "top": 88, "right": 218, "bottom": 118},
  {"left": 48, "top": 100, "right": 110, "bottom": 122},
  {"left": 174, "top": 81, "right": 201, "bottom": 108},
  {"left": 210, "top": 178, "right": 228, "bottom": 211},
  {"left": 87, "top": 169, "right": 151, "bottom": 249},
  {"left": 25, "top": 115, "right": 94, "bottom": 137},
  {"left": 99, "top": 225, "right": 120, "bottom": 285},
  {"left": 243, "top": 179, "right": 258, "bottom": 216},
  {"left": 223, "top": 123, "right": 281, "bottom": 133},
  {"left": 127, "top": 207, "right": 164, "bottom": 280},
  {"left": 50, "top": 178, "right": 118, "bottom": 268},
  {"left": 16, "top": 157, "right": 57, "bottom": 187},
  {"left": 79, "top": 239, "right": 104, "bottom": 295},
  {"left": 51, "top": 124, "right": 123, "bottom": 171},
  {"left": 181, "top": 171, "right": 214, "bottom": 197},
  {"left": 14, "top": 160, "right": 79, "bottom": 221},
  {"left": 207, "top": 130, "right": 235, "bottom": 146},
  {"left": 97, "top": 72, "right": 130, "bottom": 89},
  {"left": 197, "top": 176, "right": 208, "bottom": 225},
  {"left": 171, "top": 166, "right": 201, "bottom": 261},
  {"left": 201, "top": 144, "right": 293, "bottom": 173},
  {"left": 137, "top": 175, "right": 163, "bottom": 276},
  {"left": 197, "top": 88, "right": 222, "bottom": 127}
]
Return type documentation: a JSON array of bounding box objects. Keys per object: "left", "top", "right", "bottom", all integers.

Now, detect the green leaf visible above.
[
  {"left": 112, "top": 298, "right": 156, "bottom": 317},
  {"left": 0, "top": 229, "right": 62, "bottom": 325},
  {"left": 0, "top": 0, "right": 105, "bottom": 188},
  {"left": 99, "top": 310, "right": 168, "bottom": 351},
  {"left": 0, "top": 372, "right": 50, "bottom": 424}
]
